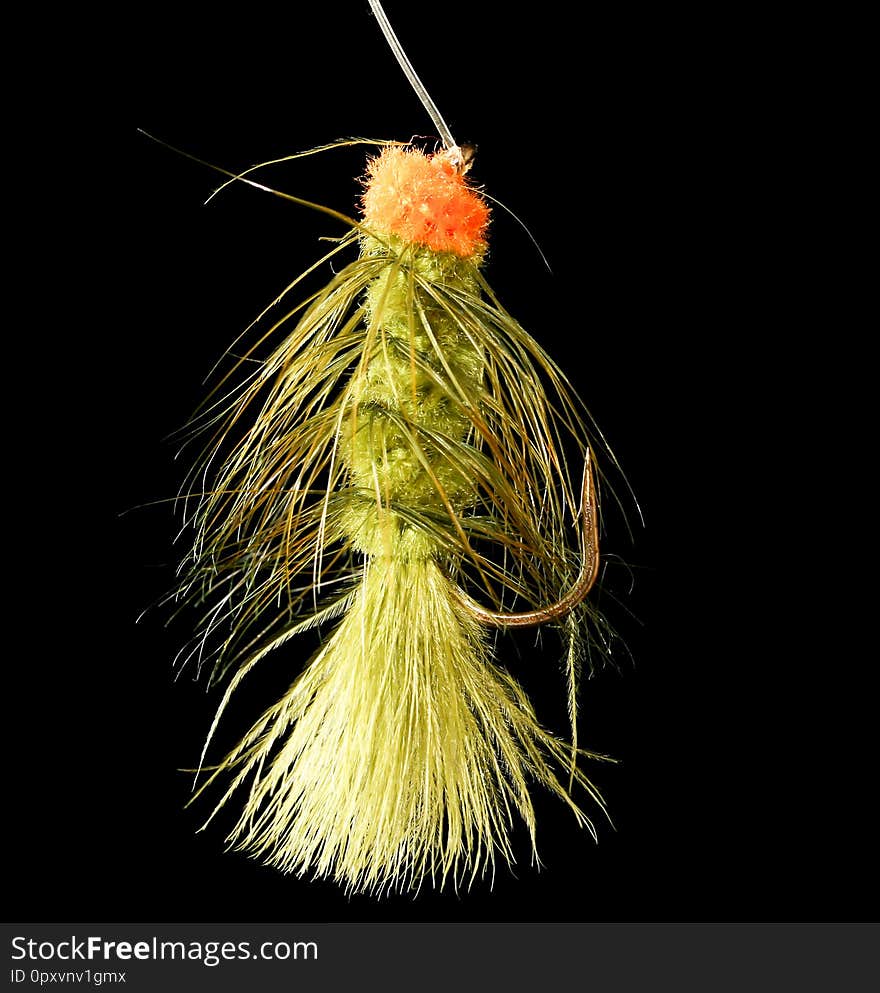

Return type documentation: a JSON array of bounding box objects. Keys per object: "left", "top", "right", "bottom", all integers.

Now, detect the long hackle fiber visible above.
[
  {"left": 177, "top": 145, "right": 614, "bottom": 895},
  {"left": 201, "top": 557, "right": 603, "bottom": 894}
]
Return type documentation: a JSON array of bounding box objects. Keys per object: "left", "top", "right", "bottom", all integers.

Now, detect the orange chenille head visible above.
[{"left": 361, "top": 146, "right": 490, "bottom": 257}]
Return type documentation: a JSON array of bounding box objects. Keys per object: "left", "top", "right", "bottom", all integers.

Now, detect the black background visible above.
[{"left": 11, "top": 1, "right": 875, "bottom": 924}]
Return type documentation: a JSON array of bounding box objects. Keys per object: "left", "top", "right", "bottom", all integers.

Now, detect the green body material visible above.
[{"left": 340, "top": 237, "right": 485, "bottom": 560}]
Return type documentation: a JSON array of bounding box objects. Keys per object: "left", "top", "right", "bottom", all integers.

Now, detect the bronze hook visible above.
[{"left": 453, "top": 450, "right": 600, "bottom": 627}]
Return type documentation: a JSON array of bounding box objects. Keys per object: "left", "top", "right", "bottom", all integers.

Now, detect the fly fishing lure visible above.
[{"left": 173, "top": 1, "right": 623, "bottom": 895}]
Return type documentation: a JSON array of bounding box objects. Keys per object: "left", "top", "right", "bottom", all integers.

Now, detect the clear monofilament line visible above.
[{"left": 368, "top": 0, "right": 458, "bottom": 151}]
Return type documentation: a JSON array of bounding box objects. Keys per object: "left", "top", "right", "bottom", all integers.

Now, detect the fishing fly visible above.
[{"left": 170, "top": 0, "right": 626, "bottom": 895}]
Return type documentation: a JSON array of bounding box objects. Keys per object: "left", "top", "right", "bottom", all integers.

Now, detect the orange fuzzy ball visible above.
[{"left": 361, "top": 147, "right": 490, "bottom": 258}]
